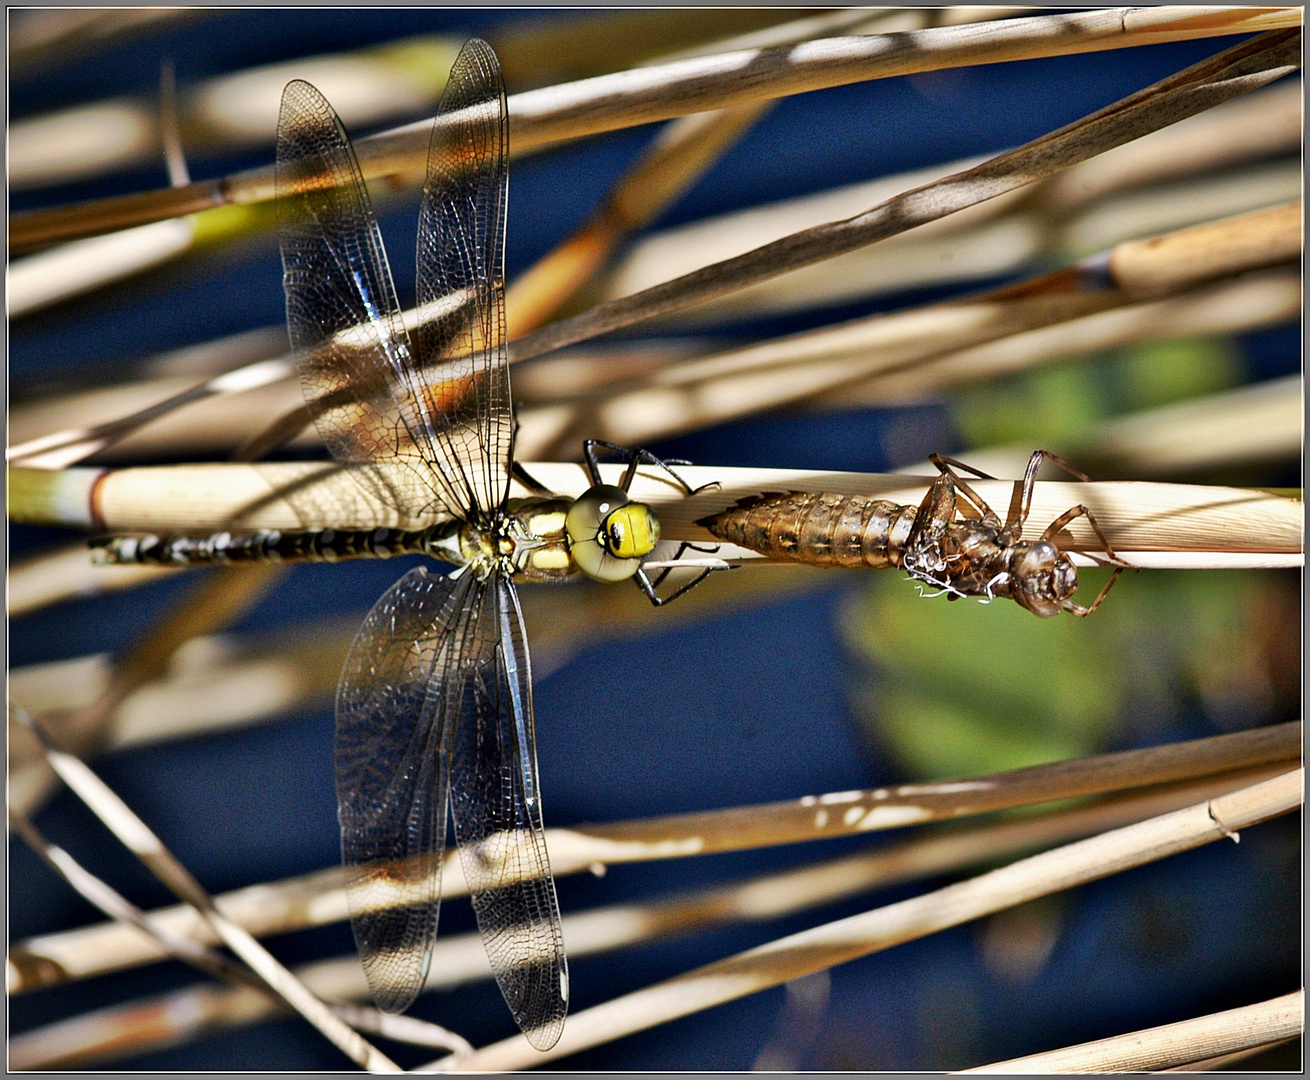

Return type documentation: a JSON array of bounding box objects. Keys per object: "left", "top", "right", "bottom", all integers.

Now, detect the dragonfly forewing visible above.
[
  {"left": 275, "top": 80, "right": 465, "bottom": 522},
  {"left": 449, "top": 577, "right": 568, "bottom": 1052},
  {"left": 334, "top": 566, "right": 464, "bottom": 1013},
  {"left": 415, "top": 36, "right": 513, "bottom": 519}
]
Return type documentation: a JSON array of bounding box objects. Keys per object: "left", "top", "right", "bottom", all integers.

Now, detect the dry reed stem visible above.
[
  {"left": 590, "top": 81, "right": 1299, "bottom": 322},
  {"left": 504, "top": 101, "right": 771, "bottom": 335},
  {"left": 960, "top": 990, "right": 1303, "bottom": 1072},
  {"left": 1157, "top": 1038, "right": 1298, "bottom": 1072},
  {"left": 520, "top": 204, "right": 1300, "bottom": 458},
  {"left": 10, "top": 8, "right": 1299, "bottom": 252},
  {"left": 820, "top": 270, "right": 1300, "bottom": 409},
  {"left": 9, "top": 722, "right": 1297, "bottom": 996},
  {"left": 1004, "top": 373, "right": 1304, "bottom": 479},
  {"left": 9, "top": 762, "right": 1286, "bottom": 1068},
  {"left": 13, "top": 460, "right": 1301, "bottom": 566},
  {"left": 444, "top": 768, "right": 1303, "bottom": 1070},
  {"left": 505, "top": 28, "right": 1302, "bottom": 363},
  {"left": 10, "top": 708, "right": 401, "bottom": 1073},
  {"left": 10, "top": 565, "right": 285, "bottom": 819}
]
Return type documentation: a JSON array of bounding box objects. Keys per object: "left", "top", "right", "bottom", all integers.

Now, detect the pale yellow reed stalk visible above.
[
  {"left": 960, "top": 990, "right": 1303, "bottom": 1072},
  {"left": 9, "top": 762, "right": 1287, "bottom": 1069},
  {"left": 11, "top": 8, "right": 1298, "bottom": 252},
  {"left": 441, "top": 768, "right": 1302, "bottom": 1070},
  {"left": 9, "top": 722, "right": 1297, "bottom": 996}
]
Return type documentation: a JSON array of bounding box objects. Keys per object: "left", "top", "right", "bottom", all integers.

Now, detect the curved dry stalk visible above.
[
  {"left": 9, "top": 722, "right": 1298, "bottom": 996},
  {"left": 443, "top": 768, "right": 1303, "bottom": 1070},
  {"left": 8, "top": 543, "right": 174, "bottom": 618},
  {"left": 9, "top": 762, "right": 1285, "bottom": 1069},
  {"left": 961, "top": 990, "right": 1304, "bottom": 1073},
  {"left": 504, "top": 29, "right": 1301, "bottom": 364},
  {"left": 10, "top": 706, "right": 400, "bottom": 1073},
  {"left": 10, "top": 9, "right": 1298, "bottom": 253},
  {"left": 8, "top": 8, "right": 209, "bottom": 79},
  {"left": 9, "top": 618, "right": 349, "bottom": 815}
]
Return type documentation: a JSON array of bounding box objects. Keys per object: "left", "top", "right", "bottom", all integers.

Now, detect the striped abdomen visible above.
[
  {"left": 698, "top": 491, "right": 919, "bottom": 569},
  {"left": 92, "top": 526, "right": 435, "bottom": 566}
]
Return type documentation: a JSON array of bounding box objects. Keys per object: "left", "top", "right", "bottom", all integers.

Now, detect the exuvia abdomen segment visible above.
[{"left": 699, "top": 491, "right": 919, "bottom": 569}]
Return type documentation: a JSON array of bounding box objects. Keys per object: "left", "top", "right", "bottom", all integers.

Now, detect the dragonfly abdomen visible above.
[
  {"left": 92, "top": 526, "right": 433, "bottom": 565},
  {"left": 700, "top": 491, "right": 918, "bottom": 569}
]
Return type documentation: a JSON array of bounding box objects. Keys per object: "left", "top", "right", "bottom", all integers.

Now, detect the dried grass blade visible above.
[
  {"left": 524, "top": 203, "right": 1300, "bottom": 457},
  {"left": 7, "top": 358, "right": 293, "bottom": 468},
  {"left": 444, "top": 768, "right": 1303, "bottom": 1069},
  {"left": 8, "top": 706, "right": 402, "bottom": 1073},
  {"left": 10, "top": 762, "right": 1284, "bottom": 1068},
  {"left": 505, "top": 28, "right": 1302, "bottom": 363},
  {"left": 825, "top": 270, "right": 1300, "bottom": 409},
  {"left": 9, "top": 723, "right": 1298, "bottom": 996},
  {"left": 960, "top": 990, "right": 1303, "bottom": 1072},
  {"left": 11, "top": 9, "right": 1299, "bottom": 253},
  {"left": 10, "top": 810, "right": 265, "bottom": 994},
  {"left": 10, "top": 564, "right": 284, "bottom": 819}
]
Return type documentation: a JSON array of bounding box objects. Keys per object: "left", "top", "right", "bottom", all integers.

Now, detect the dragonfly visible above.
[
  {"left": 96, "top": 39, "right": 719, "bottom": 1051},
  {"left": 699, "top": 451, "right": 1130, "bottom": 617}
]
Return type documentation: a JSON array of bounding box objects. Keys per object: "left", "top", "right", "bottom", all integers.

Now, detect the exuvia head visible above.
[
  {"left": 1009, "top": 540, "right": 1080, "bottom": 618},
  {"left": 565, "top": 483, "right": 661, "bottom": 583}
]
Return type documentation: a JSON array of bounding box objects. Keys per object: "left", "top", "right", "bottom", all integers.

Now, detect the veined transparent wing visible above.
[
  {"left": 333, "top": 566, "right": 464, "bottom": 1013},
  {"left": 275, "top": 80, "right": 464, "bottom": 523},
  {"left": 334, "top": 564, "right": 568, "bottom": 1040},
  {"left": 450, "top": 575, "right": 568, "bottom": 1051},
  {"left": 414, "top": 37, "right": 513, "bottom": 518}
]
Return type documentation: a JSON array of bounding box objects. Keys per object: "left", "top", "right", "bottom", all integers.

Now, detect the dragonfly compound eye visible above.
[{"left": 566, "top": 483, "right": 656, "bottom": 583}]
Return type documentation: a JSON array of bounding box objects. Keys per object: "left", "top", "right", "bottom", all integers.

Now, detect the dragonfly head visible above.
[
  {"left": 1010, "top": 541, "right": 1079, "bottom": 618},
  {"left": 566, "top": 483, "right": 661, "bottom": 583}
]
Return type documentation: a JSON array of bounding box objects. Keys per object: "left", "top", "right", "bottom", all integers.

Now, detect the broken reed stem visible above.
[
  {"left": 447, "top": 768, "right": 1303, "bottom": 1070},
  {"left": 8, "top": 722, "right": 1298, "bottom": 996},
  {"left": 961, "top": 990, "right": 1304, "bottom": 1072},
  {"left": 9, "top": 706, "right": 401, "bottom": 1073},
  {"left": 11, "top": 460, "right": 1302, "bottom": 566},
  {"left": 11, "top": 8, "right": 1298, "bottom": 252},
  {"left": 9, "top": 762, "right": 1286, "bottom": 1069},
  {"left": 505, "top": 28, "right": 1302, "bottom": 363}
]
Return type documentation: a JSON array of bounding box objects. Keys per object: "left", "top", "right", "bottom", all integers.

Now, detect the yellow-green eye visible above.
[
  {"left": 605, "top": 503, "right": 660, "bottom": 559},
  {"left": 565, "top": 483, "right": 661, "bottom": 583}
]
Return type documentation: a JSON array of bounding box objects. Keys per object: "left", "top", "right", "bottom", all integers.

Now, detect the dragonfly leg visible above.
[
  {"left": 511, "top": 458, "right": 553, "bottom": 495},
  {"left": 632, "top": 563, "right": 716, "bottom": 607},
  {"left": 583, "top": 439, "right": 719, "bottom": 497},
  {"left": 928, "top": 454, "right": 1002, "bottom": 528}
]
